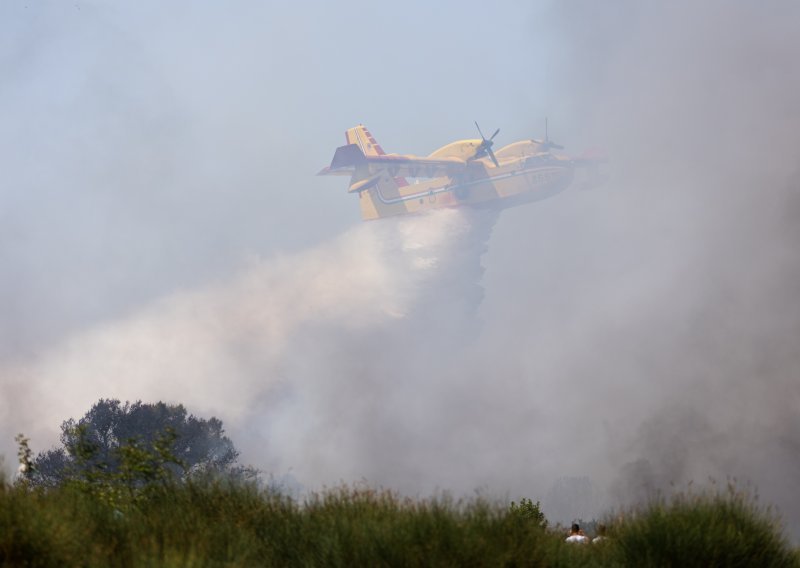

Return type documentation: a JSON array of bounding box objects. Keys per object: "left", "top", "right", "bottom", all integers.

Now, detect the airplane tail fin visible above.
[
  {"left": 344, "top": 125, "right": 386, "bottom": 156},
  {"left": 345, "top": 124, "right": 410, "bottom": 191},
  {"left": 318, "top": 125, "right": 410, "bottom": 220}
]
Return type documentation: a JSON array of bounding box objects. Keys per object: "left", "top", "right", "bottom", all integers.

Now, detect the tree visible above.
[{"left": 26, "top": 399, "right": 242, "bottom": 487}]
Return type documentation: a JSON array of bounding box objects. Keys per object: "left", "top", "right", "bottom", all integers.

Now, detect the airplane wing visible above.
[{"left": 318, "top": 143, "right": 467, "bottom": 179}]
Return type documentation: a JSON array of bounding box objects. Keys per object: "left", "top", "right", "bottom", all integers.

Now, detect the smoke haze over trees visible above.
[{"left": 26, "top": 399, "right": 241, "bottom": 487}]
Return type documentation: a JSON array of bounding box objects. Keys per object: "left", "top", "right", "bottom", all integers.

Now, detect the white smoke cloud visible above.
[{"left": 2, "top": 208, "right": 500, "bottom": 490}]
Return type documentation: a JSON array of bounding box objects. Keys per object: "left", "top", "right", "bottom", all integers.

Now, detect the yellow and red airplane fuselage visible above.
[{"left": 319, "top": 125, "right": 583, "bottom": 221}]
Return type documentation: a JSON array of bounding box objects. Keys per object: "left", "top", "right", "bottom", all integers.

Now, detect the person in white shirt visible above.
[
  {"left": 565, "top": 523, "right": 589, "bottom": 544},
  {"left": 592, "top": 524, "right": 608, "bottom": 544}
]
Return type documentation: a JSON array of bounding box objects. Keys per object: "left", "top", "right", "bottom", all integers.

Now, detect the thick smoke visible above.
[
  {"left": 2, "top": 209, "right": 502, "bottom": 492},
  {"left": 514, "top": 1, "right": 800, "bottom": 532}
]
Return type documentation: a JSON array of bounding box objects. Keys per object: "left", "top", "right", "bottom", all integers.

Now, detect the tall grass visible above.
[
  {"left": 1, "top": 473, "right": 797, "bottom": 567},
  {"left": 611, "top": 482, "right": 798, "bottom": 567}
]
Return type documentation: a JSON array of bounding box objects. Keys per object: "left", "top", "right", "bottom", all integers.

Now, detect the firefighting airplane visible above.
[{"left": 318, "top": 122, "right": 601, "bottom": 220}]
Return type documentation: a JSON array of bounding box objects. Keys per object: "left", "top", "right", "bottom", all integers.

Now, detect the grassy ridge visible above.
[{"left": 1, "top": 477, "right": 797, "bottom": 567}]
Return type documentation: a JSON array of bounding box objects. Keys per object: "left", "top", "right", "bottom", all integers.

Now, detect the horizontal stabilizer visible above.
[{"left": 316, "top": 166, "right": 353, "bottom": 176}]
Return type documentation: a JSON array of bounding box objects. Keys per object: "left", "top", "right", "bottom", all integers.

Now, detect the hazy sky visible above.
[
  {"left": 0, "top": 0, "right": 564, "bottom": 353},
  {"left": 2, "top": 0, "right": 799, "bottom": 535}
]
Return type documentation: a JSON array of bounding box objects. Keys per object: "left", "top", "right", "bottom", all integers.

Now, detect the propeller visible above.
[
  {"left": 474, "top": 121, "right": 500, "bottom": 167},
  {"left": 539, "top": 117, "right": 564, "bottom": 151}
]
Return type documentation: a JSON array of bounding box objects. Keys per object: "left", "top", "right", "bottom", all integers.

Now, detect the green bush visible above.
[{"left": 612, "top": 484, "right": 798, "bottom": 567}]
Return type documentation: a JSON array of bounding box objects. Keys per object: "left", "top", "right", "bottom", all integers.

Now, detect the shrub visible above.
[{"left": 612, "top": 483, "right": 798, "bottom": 567}]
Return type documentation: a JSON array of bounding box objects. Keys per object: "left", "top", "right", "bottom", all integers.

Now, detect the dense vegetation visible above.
[
  {"left": 3, "top": 400, "right": 797, "bottom": 566},
  {"left": 1, "top": 472, "right": 797, "bottom": 567}
]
